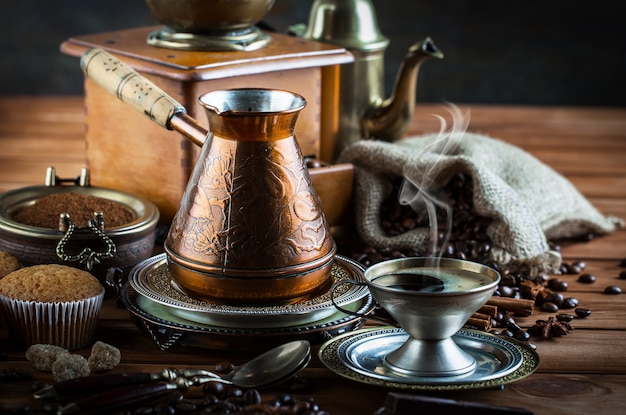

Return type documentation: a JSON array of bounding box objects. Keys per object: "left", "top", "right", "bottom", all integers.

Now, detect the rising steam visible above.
[{"left": 398, "top": 104, "right": 471, "bottom": 260}]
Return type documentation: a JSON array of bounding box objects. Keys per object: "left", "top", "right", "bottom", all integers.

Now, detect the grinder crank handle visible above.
[{"left": 79, "top": 48, "right": 208, "bottom": 146}]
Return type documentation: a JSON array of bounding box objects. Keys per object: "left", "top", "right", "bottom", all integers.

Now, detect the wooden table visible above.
[{"left": 1, "top": 97, "right": 625, "bottom": 414}]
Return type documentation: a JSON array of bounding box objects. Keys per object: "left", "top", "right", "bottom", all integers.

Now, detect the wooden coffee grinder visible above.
[{"left": 60, "top": 4, "right": 354, "bottom": 225}]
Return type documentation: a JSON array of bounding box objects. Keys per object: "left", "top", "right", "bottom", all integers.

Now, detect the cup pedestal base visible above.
[{"left": 383, "top": 336, "right": 476, "bottom": 377}]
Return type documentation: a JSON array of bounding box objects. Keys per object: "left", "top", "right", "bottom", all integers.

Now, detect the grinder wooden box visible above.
[{"left": 61, "top": 27, "right": 354, "bottom": 225}]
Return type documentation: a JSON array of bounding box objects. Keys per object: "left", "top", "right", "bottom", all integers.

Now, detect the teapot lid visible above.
[{"left": 303, "top": 0, "right": 389, "bottom": 52}]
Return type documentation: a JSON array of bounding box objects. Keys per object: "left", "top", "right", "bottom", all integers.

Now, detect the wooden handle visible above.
[
  {"left": 43, "top": 372, "right": 154, "bottom": 398},
  {"left": 80, "top": 48, "right": 185, "bottom": 130},
  {"left": 58, "top": 383, "right": 173, "bottom": 415}
]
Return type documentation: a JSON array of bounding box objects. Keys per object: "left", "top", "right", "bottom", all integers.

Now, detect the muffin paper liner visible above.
[{"left": 0, "top": 289, "right": 104, "bottom": 350}]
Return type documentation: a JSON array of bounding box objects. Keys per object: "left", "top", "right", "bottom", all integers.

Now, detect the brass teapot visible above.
[{"left": 294, "top": 0, "right": 444, "bottom": 160}]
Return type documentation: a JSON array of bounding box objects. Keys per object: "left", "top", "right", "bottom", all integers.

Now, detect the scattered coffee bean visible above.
[
  {"left": 203, "top": 380, "right": 226, "bottom": 398},
  {"left": 534, "top": 274, "right": 549, "bottom": 285},
  {"left": 556, "top": 313, "right": 575, "bottom": 322},
  {"left": 541, "top": 302, "right": 559, "bottom": 313},
  {"left": 619, "top": 258, "right": 626, "bottom": 267},
  {"left": 548, "top": 278, "right": 568, "bottom": 292},
  {"left": 514, "top": 330, "right": 531, "bottom": 342},
  {"left": 604, "top": 286, "right": 622, "bottom": 295},
  {"left": 560, "top": 297, "right": 579, "bottom": 309},
  {"left": 561, "top": 262, "right": 581, "bottom": 275},
  {"left": 545, "top": 292, "right": 564, "bottom": 307},
  {"left": 174, "top": 399, "right": 198, "bottom": 412},
  {"left": 578, "top": 273, "right": 596, "bottom": 284},
  {"left": 292, "top": 400, "right": 313, "bottom": 414},
  {"left": 243, "top": 389, "right": 262, "bottom": 405},
  {"left": 214, "top": 361, "right": 235, "bottom": 374},
  {"left": 224, "top": 387, "right": 243, "bottom": 398},
  {"left": 506, "top": 321, "right": 523, "bottom": 333},
  {"left": 575, "top": 308, "right": 592, "bottom": 318},
  {"left": 619, "top": 270, "right": 626, "bottom": 280},
  {"left": 498, "top": 285, "right": 515, "bottom": 297}
]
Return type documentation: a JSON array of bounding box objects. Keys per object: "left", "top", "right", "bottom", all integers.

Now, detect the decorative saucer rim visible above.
[
  {"left": 129, "top": 253, "right": 368, "bottom": 319},
  {"left": 121, "top": 282, "right": 375, "bottom": 335},
  {"left": 318, "top": 326, "right": 540, "bottom": 391}
]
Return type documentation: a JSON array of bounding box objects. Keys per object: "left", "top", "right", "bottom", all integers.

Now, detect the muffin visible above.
[
  {"left": 0, "top": 264, "right": 104, "bottom": 350},
  {"left": 0, "top": 250, "right": 21, "bottom": 279}
]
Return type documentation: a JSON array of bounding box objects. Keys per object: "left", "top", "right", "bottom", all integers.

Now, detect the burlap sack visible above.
[{"left": 339, "top": 132, "right": 623, "bottom": 274}]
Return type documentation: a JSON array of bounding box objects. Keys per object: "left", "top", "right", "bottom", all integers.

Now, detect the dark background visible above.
[{"left": 1, "top": 0, "right": 624, "bottom": 106}]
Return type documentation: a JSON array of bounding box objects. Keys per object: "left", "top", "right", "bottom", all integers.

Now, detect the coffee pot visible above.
[
  {"left": 80, "top": 48, "right": 336, "bottom": 305},
  {"left": 293, "top": 0, "right": 444, "bottom": 159}
]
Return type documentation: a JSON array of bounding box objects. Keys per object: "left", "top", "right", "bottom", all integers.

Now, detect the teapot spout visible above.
[{"left": 362, "top": 37, "right": 444, "bottom": 141}]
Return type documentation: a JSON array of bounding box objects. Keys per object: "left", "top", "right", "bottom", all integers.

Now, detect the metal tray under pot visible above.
[{"left": 0, "top": 167, "right": 160, "bottom": 279}]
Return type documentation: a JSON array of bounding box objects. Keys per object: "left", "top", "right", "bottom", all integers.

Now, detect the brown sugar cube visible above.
[
  {"left": 25, "top": 344, "right": 70, "bottom": 372},
  {"left": 88, "top": 341, "right": 121, "bottom": 371},
  {"left": 52, "top": 353, "right": 90, "bottom": 382}
]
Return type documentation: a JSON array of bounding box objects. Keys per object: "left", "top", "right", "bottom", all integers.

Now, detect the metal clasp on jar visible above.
[{"left": 56, "top": 211, "right": 117, "bottom": 271}]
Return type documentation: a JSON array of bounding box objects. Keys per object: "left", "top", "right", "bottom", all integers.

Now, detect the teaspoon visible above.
[{"left": 54, "top": 340, "right": 311, "bottom": 415}]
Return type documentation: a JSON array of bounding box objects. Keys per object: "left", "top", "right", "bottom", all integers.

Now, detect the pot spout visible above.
[{"left": 362, "top": 37, "right": 444, "bottom": 142}]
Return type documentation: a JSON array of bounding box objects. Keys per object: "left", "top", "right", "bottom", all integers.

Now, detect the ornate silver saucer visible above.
[
  {"left": 318, "top": 327, "right": 539, "bottom": 391},
  {"left": 129, "top": 253, "right": 370, "bottom": 328},
  {"left": 119, "top": 282, "right": 374, "bottom": 351}
]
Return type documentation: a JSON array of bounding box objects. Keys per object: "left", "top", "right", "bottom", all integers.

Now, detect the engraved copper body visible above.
[
  {"left": 164, "top": 89, "right": 336, "bottom": 304},
  {"left": 80, "top": 50, "right": 336, "bottom": 305}
]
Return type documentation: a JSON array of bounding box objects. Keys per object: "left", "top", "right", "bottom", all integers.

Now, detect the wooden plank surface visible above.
[{"left": 1, "top": 97, "right": 625, "bottom": 415}]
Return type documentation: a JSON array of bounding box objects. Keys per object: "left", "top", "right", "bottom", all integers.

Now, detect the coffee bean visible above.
[
  {"left": 498, "top": 285, "right": 515, "bottom": 297},
  {"left": 561, "top": 262, "right": 580, "bottom": 275},
  {"left": 506, "top": 321, "right": 523, "bottom": 333},
  {"left": 530, "top": 276, "right": 546, "bottom": 288},
  {"left": 292, "top": 400, "right": 312, "bottom": 414},
  {"left": 514, "top": 330, "right": 531, "bottom": 342},
  {"left": 545, "top": 292, "right": 564, "bottom": 307},
  {"left": 541, "top": 302, "right": 559, "bottom": 313},
  {"left": 203, "top": 381, "right": 225, "bottom": 398},
  {"left": 575, "top": 308, "right": 592, "bottom": 318},
  {"left": 132, "top": 407, "right": 154, "bottom": 415},
  {"left": 502, "top": 315, "right": 517, "bottom": 327},
  {"left": 561, "top": 297, "right": 579, "bottom": 309},
  {"left": 578, "top": 273, "right": 596, "bottom": 284},
  {"left": 214, "top": 361, "right": 235, "bottom": 374},
  {"left": 174, "top": 399, "right": 198, "bottom": 412},
  {"left": 244, "top": 389, "right": 262, "bottom": 405},
  {"left": 225, "top": 387, "right": 243, "bottom": 398},
  {"left": 619, "top": 271, "right": 626, "bottom": 280},
  {"left": 620, "top": 258, "right": 626, "bottom": 267},
  {"left": 556, "top": 313, "right": 575, "bottom": 322},
  {"left": 604, "top": 286, "right": 622, "bottom": 295},
  {"left": 548, "top": 278, "right": 568, "bottom": 292}
]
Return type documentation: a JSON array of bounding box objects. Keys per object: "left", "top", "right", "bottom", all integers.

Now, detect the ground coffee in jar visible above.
[{"left": 12, "top": 192, "right": 135, "bottom": 229}]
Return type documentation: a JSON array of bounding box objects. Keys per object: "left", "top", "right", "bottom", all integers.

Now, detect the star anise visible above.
[
  {"left": 520, "top": 278, "right": 553, "bottom": 304},
  {"left": 527, "top": 316, "right": 574, "bottom": 339}
]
